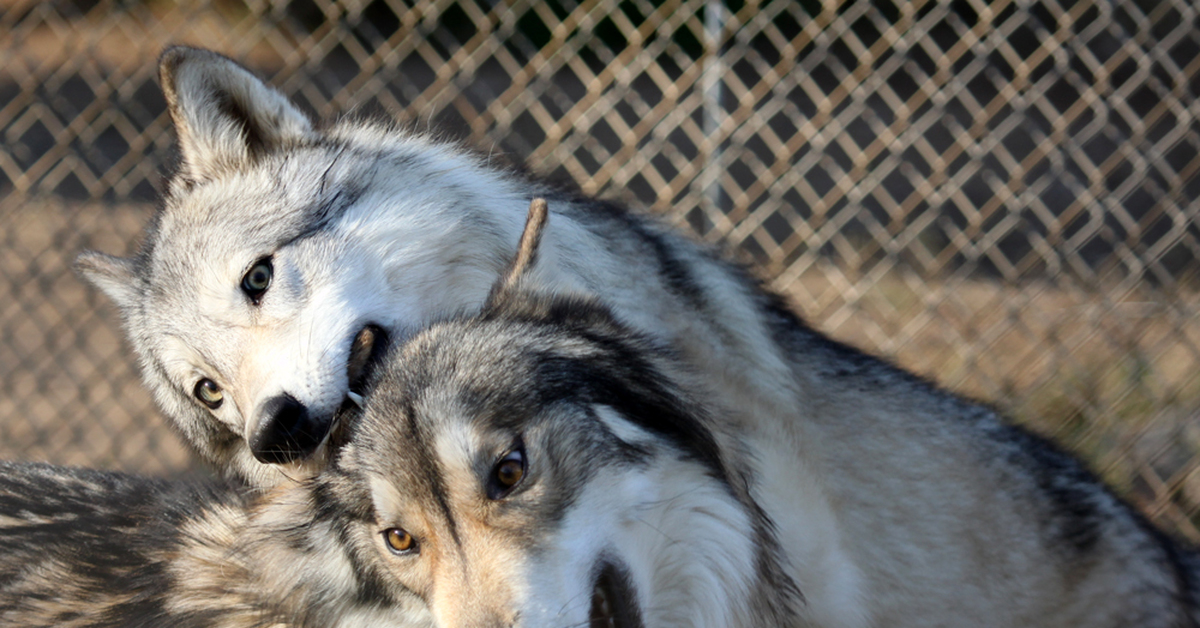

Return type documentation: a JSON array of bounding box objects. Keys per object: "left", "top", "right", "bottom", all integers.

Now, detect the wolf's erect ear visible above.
[
  {"left": 159, "top": 46, "right": 313, "bottom": 183},
  {"left": 486, "top": 198, "right": 549, "bottom": 307},
  {"left": 75, "top": 251, "right": 140, "bottom": 310}
]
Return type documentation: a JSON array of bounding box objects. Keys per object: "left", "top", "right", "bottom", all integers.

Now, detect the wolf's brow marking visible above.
[{"left": 318, "top": 145, "right": 348, "bottom": 196}]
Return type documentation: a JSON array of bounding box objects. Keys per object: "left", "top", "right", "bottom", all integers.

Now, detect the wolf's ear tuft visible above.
[
  {"left": 159, "top": 46, "right": 313, "bottom": 183},
  {"left": 75, "top": 251, "right": 141, "bottom": 310},
  {"left": 486, "top": 198, "right": 549, "bottom": 307}
]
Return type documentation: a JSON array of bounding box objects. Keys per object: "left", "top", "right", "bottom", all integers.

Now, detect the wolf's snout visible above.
[
  {"left": 249, "top": 393, "right": 328, "bottom": 464},
  {"left": 347, "top": 324, "right": 388, "bottom": 393}
]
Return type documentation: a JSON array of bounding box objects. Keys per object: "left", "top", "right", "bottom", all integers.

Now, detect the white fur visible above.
[{"left": 78, "top": 48, "right": 1200, "bottom": 627}]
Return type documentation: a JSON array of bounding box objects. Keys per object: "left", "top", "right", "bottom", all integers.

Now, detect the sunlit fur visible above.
[
  {"left": 0, "top": 461, "right": 429, "bottom": 628},
  {"left": 75, "top": 48, "right": 1200, "bottom": 626},
  {"left": 318, "top": 287, "right": 799, "bottom": 628}
]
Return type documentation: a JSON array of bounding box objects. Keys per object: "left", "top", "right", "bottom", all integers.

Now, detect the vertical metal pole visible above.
[{"left": 702, "top": 0, "right": 727, "bottom": 227}]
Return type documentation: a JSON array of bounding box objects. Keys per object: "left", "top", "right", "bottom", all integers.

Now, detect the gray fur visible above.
[
  {"left": 73, "top": 47, "right": 1200, "bottom": 626},
  {"left": 323, "top": 287, "right": 801, "bottom": 628},
  {"left": 0, "top": 460, "right": 428, "bottom": 628}
]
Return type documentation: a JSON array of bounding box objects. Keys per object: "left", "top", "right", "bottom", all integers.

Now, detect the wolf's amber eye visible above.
[
  {"left": 193, "top": 379, "right": 223, "bottom": 409},
  {"left": 487, "top": 447, "right": 526, "bottom": 500},
  {"left": 241, "top": 257, "right": 273, "bottom": 303},
  {"left": 383, "top": 528, "right": 416, "bottom": 554}
]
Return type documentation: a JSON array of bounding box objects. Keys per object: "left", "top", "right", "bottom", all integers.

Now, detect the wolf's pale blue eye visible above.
[
  {"left": 193, "top": 378, "right": 223, "bottom": 409},
  {"left": 241, "top": 258, "right": 273, "bottom": 303},
  {"left": 383, "top": 528, "right": 417, "bottom": 555}
]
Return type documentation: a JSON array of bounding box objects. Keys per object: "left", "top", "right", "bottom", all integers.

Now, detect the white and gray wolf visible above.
[
  {"left": 0, "top": 460, "right": 428, "bottom": 628},
  {"left": 74, "top": 47, "right": 1200, "bottom": 626},
  {"left": 75, "top": 45, "right": 804, "bottom": 488}
]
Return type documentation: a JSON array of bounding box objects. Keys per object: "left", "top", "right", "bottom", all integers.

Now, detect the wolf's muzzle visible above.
[
  {"left": 248, "top": 325, "right": 387, "bottom": 466},
  {"left": 249, "top": 393, "right": 327, "bottom": 464}
]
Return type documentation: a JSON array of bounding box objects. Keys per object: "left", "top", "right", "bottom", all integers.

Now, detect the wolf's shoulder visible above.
[{"left": 0, "top": 461, "right": 243, "bottom": 532}]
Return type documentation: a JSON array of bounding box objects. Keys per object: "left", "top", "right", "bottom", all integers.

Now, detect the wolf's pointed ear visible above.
[
  {"left": 159, "top": 46, "right": 313, "bottom": 183},
  {"left": 75, "top": 251, "right": 140, "bottom": 311},
  {"left": 486, "top": 198, "right": 549, "bottom": 307}
]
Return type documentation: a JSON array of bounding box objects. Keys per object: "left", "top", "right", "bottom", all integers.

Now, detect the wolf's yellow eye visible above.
[
  {"left": 487, "top": 447, "right": 526, "bottom": 500},
  {"left": 241, "top": 258, "right": 273, "bottom": 303},
  {"left": 193, "top": 379, "right": 223, "bottom": 409},
  {"left": 383, "top": 528, "right": 416, "bottom": 554},
  {"left": 497, "top": 457, "right": 524, "bottom": 487}
]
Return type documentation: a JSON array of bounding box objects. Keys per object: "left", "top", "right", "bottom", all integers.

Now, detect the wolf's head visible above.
[
  {"left": 322, "top": 283, "right": 790, "bottom": 627},
  {"left": 76, "top": 47, "right": 532, "bottom": 486}
]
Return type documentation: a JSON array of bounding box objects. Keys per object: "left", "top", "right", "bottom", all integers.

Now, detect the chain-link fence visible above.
[{"left": 2, "top": 0, "right": 1198, "bottom": 536}]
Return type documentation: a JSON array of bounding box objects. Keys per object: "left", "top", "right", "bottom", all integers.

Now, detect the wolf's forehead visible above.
[
  {"left": 409, "top": 330, "right": 558, "bottom": 397},
  {"left": 353, "top": 341, "right": 537, "bottom": 441},
  {"left": 149, "top": 178, "right": 357, "bottom": 289},
  {"left": 351, "top": 398, "right": 483, "bottom": 513},
  {"left": 161, "top": 175, "right": 317, "bottom": 237}
]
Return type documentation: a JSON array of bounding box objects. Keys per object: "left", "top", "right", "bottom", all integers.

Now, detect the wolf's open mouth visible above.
[
  {"left": 326, "top": 324, "right": 388, "bottom": 450},
  {"left": 590, "top": 562, "right": 641, "bottom": 628},
  {"left": 346, "top": 324, "right": 389, "bottom": 401}
]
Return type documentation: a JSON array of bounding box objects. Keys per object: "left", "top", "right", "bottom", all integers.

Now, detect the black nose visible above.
[{"left": 249, "top": 394, "right": 328, "bottom": 464}]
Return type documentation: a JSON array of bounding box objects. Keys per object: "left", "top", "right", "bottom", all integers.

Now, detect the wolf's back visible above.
[
  {"left": 0, "top": 462, "right": 249, "bottom": 627},
  {"left": 0, "top": 461, "right": 429, "bottom": 628},
  {"left": 762, "top": 310, "right": 1200, "bottom": 626}
]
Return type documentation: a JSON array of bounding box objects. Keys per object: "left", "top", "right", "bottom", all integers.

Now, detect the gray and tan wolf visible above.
[
  {"left": 73, "top": 48, "right": 1199, "bottom": 626},
  {"left": 320, "top": 211, "right": 1200, "bottom": 628}
]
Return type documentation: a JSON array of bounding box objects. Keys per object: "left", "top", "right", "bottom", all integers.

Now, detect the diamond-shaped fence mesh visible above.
[{"left": 1, "top": 0, "right": 1198, "bottom": 536}]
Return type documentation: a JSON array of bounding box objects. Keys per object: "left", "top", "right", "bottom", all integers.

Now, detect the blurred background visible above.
[{"left": 1, "top": 0, "right": 1198, "bottom": 537}]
